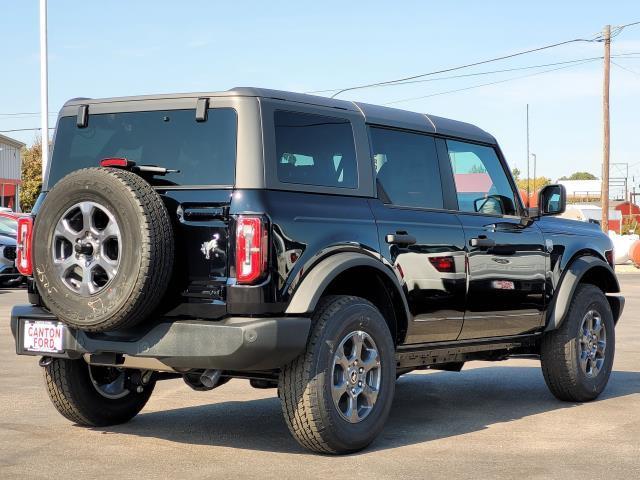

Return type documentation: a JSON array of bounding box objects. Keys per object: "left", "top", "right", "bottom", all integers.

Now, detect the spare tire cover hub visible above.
[{"left": 52, "top": 200, "right": 121, "bottom": 296}]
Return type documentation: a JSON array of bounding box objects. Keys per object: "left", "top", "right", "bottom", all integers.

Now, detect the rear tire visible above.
[
  {"left": 541, "top": 284, "right": 615, "bottom": 402},
  {"left": 44, "top": 358, "right": 155, "bottom": 427},
  {"left": 279, "top": 295, "right": 395, "bottom": 454}
]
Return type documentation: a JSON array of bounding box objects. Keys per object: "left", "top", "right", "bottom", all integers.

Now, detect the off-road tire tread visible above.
[
  {"left": 43, "top": 358, "right": 154, "bottom": 427},
  {"left": 540, "top": 284, "right": 613, "bottom": 402},
  {"left": 44, "top": 358, "right": 90, "bottom": 425},
  {"left": 280, "top": 295, "right": 371, "bottom": 454}
]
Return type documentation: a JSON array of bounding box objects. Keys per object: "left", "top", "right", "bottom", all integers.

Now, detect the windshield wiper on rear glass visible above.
[
  {"left": 99, "top": 158, "right": 179, "bottom": 176},
  {"left": 133, "top": 165, "right": 180, "bottom": 176}
]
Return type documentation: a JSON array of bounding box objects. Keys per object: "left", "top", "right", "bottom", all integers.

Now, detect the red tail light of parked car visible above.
[{"left": 16, "top": 216, "right": 33, "bottom": 275}]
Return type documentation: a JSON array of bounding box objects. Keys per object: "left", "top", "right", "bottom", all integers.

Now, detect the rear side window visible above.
[
  {"left": 447, "top": 140, "right": 517, "bottom": 216},
  {"left": 274, "top": 110, "right": 357, "bottom": 189},
  {"left": 370, "top": 127, "right": 443, "bottom": 209},
  {"left": 49, "top": 108, "right": 237, "bottom": 187}
]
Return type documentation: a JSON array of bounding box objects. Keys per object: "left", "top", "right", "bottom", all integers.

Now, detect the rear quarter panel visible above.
[{"left": 226, "top": 189, "right": 380, "bottom": 314}]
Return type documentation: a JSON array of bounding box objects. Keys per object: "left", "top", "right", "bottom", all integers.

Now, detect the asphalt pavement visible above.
[{"left": 1, "top": 278, "right": 639, "bottom": 479}]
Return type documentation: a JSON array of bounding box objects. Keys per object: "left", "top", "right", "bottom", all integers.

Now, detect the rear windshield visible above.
[{"left": 48, "top": 108, "right": 237, "bottom": 188}]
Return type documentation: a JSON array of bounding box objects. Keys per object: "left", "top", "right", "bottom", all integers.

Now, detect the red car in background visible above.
[{"left": 0, "top": 211, "right": 29, "bottom": 221}]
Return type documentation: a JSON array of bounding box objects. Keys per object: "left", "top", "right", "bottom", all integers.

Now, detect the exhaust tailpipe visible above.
[{"left": 200, "top": 369, "right": 222, "bottom": 389}]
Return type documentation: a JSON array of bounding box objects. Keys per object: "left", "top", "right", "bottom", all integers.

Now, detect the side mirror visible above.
[{"left": 538, "top": 184, "right": 566, "bottom": 216}]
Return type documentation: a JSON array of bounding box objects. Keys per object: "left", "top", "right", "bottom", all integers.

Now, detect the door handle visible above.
[
  {"left": 469, "top": 235, "right": 496, "bottom": 249},
  {"left": 385, "top": 233, "right": 417, "bottom": 245}
]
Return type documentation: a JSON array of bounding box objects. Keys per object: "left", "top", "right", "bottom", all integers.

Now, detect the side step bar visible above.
[{"left": 395, "top": 334, "right": 541, "bottom": 369}]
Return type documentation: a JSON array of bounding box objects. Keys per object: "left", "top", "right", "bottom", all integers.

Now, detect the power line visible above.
[
  {"left": 324, "top": 23, "right": 640, "bottom": 98},
  {"left": 383, "top": 58, "right": 600, "bottom": 106},
  {"left": 604, "top": 21, "right": 640, "bottom": 41},
  {"left": 0, "top": 127, "right": 55, "bottom": 133},
  {"left": 328, "top": 33, "right": 607, "bottom": 98},
  {"left": 611, "top": 60, "right": 640, "bottom": 76},
  {"left": 307, "top": 56, "right": 608, "bottom": 94},
  {"left": 0, "top": 112, "right": 57, "bottom": 117},
  {"left": 0, "top": 114, "right": 58, "bottom": 121},
  {"left": 617, "top": 20, "right": 640, "bottom": 30}
]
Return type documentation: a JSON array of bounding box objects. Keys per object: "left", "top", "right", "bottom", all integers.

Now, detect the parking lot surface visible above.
[{"left": 1, "top": 278, "right": 639, "bottom": 480}]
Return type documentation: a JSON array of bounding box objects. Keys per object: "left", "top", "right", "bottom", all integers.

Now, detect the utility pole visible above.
[
  {"left": 526, "top": 104, "right": 530, "bottom": 205},
  {"left": 40, "top": 0, "right": 49, "bottom": 181},
  {"left": 601, "top": 24, "right": 611, "bottom": 232}
]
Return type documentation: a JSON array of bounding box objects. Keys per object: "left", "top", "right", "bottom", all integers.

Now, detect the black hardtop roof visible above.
[{"left": 62, "top": 86, "right": 496, "bottom": 144}]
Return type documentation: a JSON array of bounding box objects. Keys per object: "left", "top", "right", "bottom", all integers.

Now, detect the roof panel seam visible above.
[
  {"left": 350, "top": 101, "right": 366, "bottom": 120},
  {"left": 423, "top": 114, "right": 437, "bottom": 132}
]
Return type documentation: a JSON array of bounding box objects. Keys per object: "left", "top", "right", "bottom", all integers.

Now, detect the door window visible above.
[
  {"left": 447, "top": 140, "right": 518, "bottom": 216},
  {"left": 370, "top": 127, "right": 443, "bottom": 209},
  {"left": 274, "top": 110, "right": 357, "bottom": 189}
]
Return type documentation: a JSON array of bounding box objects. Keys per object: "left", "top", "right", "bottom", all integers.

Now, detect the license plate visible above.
[
  {"left": 23, "top": 320, "right": 65, "bottom": 353},
  {"left": 492, "top": 280, "right": 515, "bottom": 290}
]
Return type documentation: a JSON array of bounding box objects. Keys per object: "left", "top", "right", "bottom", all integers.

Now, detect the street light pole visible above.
[
  {"left": 526, "top": 104, "right": 530, "bottom": 205},
  {"left": 39, "top": 0, "right": 49, "bottom": 182},
  {"left": 531, "top": 153, "right": 537, "bottom": 194},
  {"left": 601, "top": 24, "right": 611, "bottom": 232}
]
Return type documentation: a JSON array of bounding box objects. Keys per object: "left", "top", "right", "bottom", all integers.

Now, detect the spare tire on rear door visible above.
[{"left": 33, "top": 167, "right": 174, "bottom": 332}]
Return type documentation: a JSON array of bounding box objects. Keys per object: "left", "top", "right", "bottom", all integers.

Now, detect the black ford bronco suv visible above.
[{"left": 11, "top": 88, "right": 624, "bottom": 454}]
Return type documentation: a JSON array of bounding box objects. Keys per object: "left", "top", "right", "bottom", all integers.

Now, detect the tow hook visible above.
[{"left": 39, "top": 356, "right": 53, "bottom": 367}]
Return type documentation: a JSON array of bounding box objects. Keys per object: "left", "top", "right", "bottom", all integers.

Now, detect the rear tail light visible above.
[
  {"left": 428, "top": 255, "right": 456, "bottom": 273},
  {"left": 16, "top": 216, "right": 33, "bottom": 275},
  {"left": 235, "top": 215, "right": 268, "bottom": 284}
]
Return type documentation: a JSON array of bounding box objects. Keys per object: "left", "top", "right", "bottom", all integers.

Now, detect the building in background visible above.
[
  {"left": 0, "top": 134, "right": 24, "bottom": 211},
  {"left": 560, "top": 203, "right": 622, "bottom": 233},
  {"left": 558, "top": 179, "right": 602, "bottom": 203}
]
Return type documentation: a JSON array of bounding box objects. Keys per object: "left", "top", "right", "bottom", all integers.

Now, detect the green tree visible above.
[
  {"left": 515, "top": 176, "right": 551, "bottom": 192},
  {"left": 559, "top": 171, "right": 597, "bottom": 181},
  {"left": 20, "top": 139, "right": 43, "bottom": 212},
  {"left": 469, "top": 164, "right": 487, "bottom": 174},
  {"left": 622, "top": 216, "right": 639, "bottom": 235}
]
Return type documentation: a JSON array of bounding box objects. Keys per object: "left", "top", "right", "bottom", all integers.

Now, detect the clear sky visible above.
[{"left": 1, "top": 1, "right": 639, "bottom": 184}]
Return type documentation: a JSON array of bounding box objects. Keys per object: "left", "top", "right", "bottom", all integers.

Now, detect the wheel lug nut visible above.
[
  {"left": 358, "top": 381, "right": 362, "bottom": 387},
  {"left": 359, "top": 367, "right": 364, "bottom": 373},
  {"left": 351, "top": 388, "right": 356, "bottom": 394}
]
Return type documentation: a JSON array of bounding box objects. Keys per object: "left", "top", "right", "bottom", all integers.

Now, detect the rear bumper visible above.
[{"left": 11, "top": 304, "right": 311, "bottom": 371}]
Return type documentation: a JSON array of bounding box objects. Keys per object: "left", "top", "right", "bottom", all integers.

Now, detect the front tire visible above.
[
  {"left": 279, "top": 295, "right": 395, "bottom": 454},
  {"left": 541, "top": 284, "right": 615, "bottom": 402},
  {"left": 44, "top": 358, "right": 155, "bottom": 427}
]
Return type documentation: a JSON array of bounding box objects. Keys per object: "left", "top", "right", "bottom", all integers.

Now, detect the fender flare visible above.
[
  {"left": 285, "top": 252, "right": 410, "bottom": 318},
  {"left": 546, "top": 256, "right": 622, "bottom": 331}
]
